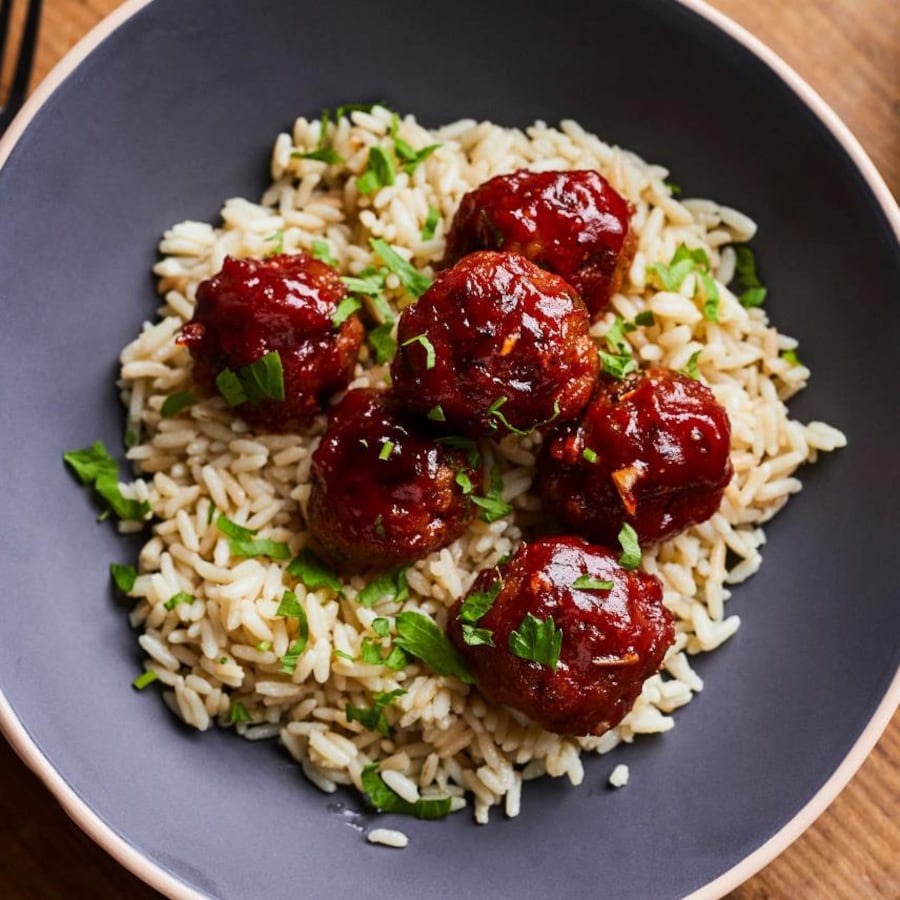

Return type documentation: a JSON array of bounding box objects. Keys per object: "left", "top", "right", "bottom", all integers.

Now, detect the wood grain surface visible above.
[{"left": 1, "top": 1, "right": 897, "bottom": 898}]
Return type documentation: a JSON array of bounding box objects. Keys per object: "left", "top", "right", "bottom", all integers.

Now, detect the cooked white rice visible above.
[{"left": 117, "top": 106, "right": 846, "bottom": 828}]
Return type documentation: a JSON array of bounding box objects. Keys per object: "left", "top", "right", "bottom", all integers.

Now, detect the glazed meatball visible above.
[
  {"left": 307, "top": 388, "right": 480, "bottom": 570},
  {"left": 390, "top": 251, "right": 597, "bottom": 438},
  {"left": 179, "top": 253, "right": 363, "bottom": 430},
  {"left": 442, "top": 169, "right": 636, "bottom": 317},
  {"left": 447, "top": 537, "right": 673, "bottom": 736},
  {"left": 539, "top": 368, "right": 733, "bottom": 546}
]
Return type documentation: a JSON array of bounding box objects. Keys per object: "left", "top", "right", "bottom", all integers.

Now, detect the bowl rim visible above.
[{"left": 0, "top": 1, "right": 897, "bottom": 898}]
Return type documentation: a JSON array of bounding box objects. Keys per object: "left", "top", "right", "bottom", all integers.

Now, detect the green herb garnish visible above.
[
  {"left": 368, "top": 321, "right": 397, "bottom": 364},
  {"left": 370, "top": 238, "right": 433, "bottom": 298},
  {"left": 110, "top": 563, "right": 138, "bottom": 593},
  {"left": 426, "top": 404, "right": 446, "bottom": 422},
  {"left": 372, "top": 617, "right": 391, "bottom": 638},
  {"left": 263, "top": 230, "right": 284, "bottom": 257},
  {"left": 455, "top": 471, "right": 473, "bottom": 494},
  {"left": 164, "top": 591, "right": 194, "bottom": 611},
  {"left": 617, "top": 523, "right": 641, "bottom": 569},
  {"left": 598, "top": 315, "right": 638, "bottom": 380},
  {"left": 394, "top": 611, "right": 474, "bottom": 683},
  {"left": 357, "top": 567, "right": 409, "bottom": 608},
  {"left": 508, "top": 613, "right": 562, "bottom": 670},
  {"left": 401, "top": 333, "right": 436, "bottom": 370},
  {"left": 160, "top": 391, "right": 196, "bottom": 418},
  {"left": 311, "top": 239, "right": 339, "bottom": 267},
  {"left": 277, "top": 590, "right": 309, "bottom": 674},
  {"left": 227, "top": 701, "right": 252, "bottom": 724},
  {"left": 132, "top": 670, "right": 158, "bottom": 690},
  {"left": 472, "top": 466, "right": 513, "bottom": 523},
  {"left": 681, "top": 349, "right": 702, "bottom": 380},
  {"left": 634, "top": 310, "right": 655, "bottom": 327},
  {"left": 345, "top": 688, "right": 406, "bottom": 737},
  {"left": 378, "top": 440, "right": 395, "bottom": 461},
  {"left": 460, "top": 625, "right": 494, "bottom": 647},
  {"left": 215, "top": 350, "right": 284, "bottom": 407},
  {"left": 332, "top": 296, "right": 362, "bottom": 327},
  {"left": 572, "top": 575, "right": 613, "bottom": 591},
  {"left": 421, "top": 206, "right": 440, "bottom": 241},
  {"left": 63, "top": 442, "right": 151, "bottom": 522},
  {"left": 582, "top": 448, "right": 598, "bottom": 464},
  {"left": 458, "top": 580, "right": 501, "bottom": 625},
  {"left": 286, "top": 548, "right": 343, "bottom": 594},
  {"left": 358, "top": 145, "right": 396, "bottom": 195},
  {"left": 361, "top": 763, "right": 452, "bottom": 819},
  {"left": 216, "top": 514, "right": 290, "bottom": 560},
  {"left": 781, "top": 348, "right": 803, "bottom": 366}
]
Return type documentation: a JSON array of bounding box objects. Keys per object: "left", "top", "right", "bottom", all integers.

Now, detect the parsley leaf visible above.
[
  {"left": 781, "top": 348, "right": 803, "bottom": 366},
  {"left": 634, "top": 310, "right": 655, "bottom": 327},
  {"left": 378, "top": 440, "right": 395, "bottom": 461},
  {"left": 63, "top": 442, "right": 151, "bottom": 521},
  {"left": 598, "top": 349, "right": 638, "bottom": 380},
  {"left": 617, "top": 523, "right": 641, "bottom": 569},
  {"left": 421, "top": 206, "right": 440, "bottom": 241},
  {"left": 733, "top": 245, "right": 768, "bottom": 308},
  {"left": 401, "top": 333, "right": 436, "bottom": 369},
  {"left": 572, "top": 575, "right": 613, "bottom": 591},
  {"left": 227, "top": 700, "right": 252, "bottom": 724},
  {"left": 361, "top": 763, "right": 452, "bottom": 819},
  {"left": 372, "top": 617, "right": 391, "bottom": 638},
  {"left": 426, "top": 404, "right": 446, "bottom": 422},
  {"left": 342, "top": 268, "right": 387, "bottom": 297},
  {"left": 215, "top": 351, "right": 285, "bottom": 407},
  {"left": 680, "top": 349, "right": 702, "bottom": 380},
  {"left": 286, "top": 548, "right": 342, "bottom": 594},
  {"left": 368, "top": 321, "right": 398, "bottom": 364},
  {"left": 358, "top": 145, "right": 396, "bottom": 195},
  {"left": 110, "top": 563, "right": 138, "bottom": 593},
  {"left": 740, "top": 286, "right": 767, "bottom": 308},
  {"left": 357, "top": 567, "right": 409, "bottom": 608},
  {"left": 455, "top": 471, "right": 473, "bottom": 494},
  {"left": 436, "top": 435, "right": 481, "bottom": 468},
  {"left": 472, "top": 466, "right": 513, "bottom": 523},
  {"left": 215, "top": 514, "right": 290, "bottom": 560},
  {"left": 164, "top": 591, "right": 194, "bottom": 611},
  {"left": 332, "top": 296, "right": 362, "bottom": 327},
  {"left": 132, "top": 670, "right": 158, "bottom": 690},
  {"left": 486, "top": 396, "right": 560, "bottom": 437},
  {"left": 160, "top": 391, "right": 196, "bottom": 418},
  {"left": 598, "top": 315, "right": 638, "bottom": 380},
  {"left": 582, "top": 448, "right": 598, "bottom": 464},
  {"left": 345, "top": 688, "right": 406, "bottom": 736},
  {"left": 508, "top": 613, "right": 563, "bottom": 670},
  {"left": 394, "top": 611, "right": 474, "bottom": 683},
  {"left": 458, "top": 580, "right": 501, "bottom": 625},
  {"left": 263, "top": 230, "right": 284, "bottom": 257},
  {"left": 277, "top": 589, "right": 309, "bottom": 674},
  {"left": 461, "top": 625, "right": 494, "bottom": 646},
  {"left": 294, "top": 147, "right": 344, "bottom": 165},
  {"left": 311, "top": 239, "right": 339, "bottom": 267},
  {"left": 370, "top": 238, "right": 433, "bottom": 298}
]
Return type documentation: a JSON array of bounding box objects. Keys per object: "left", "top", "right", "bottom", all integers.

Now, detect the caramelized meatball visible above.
[
  {"left": 179, "top": 253, "right": 363, "bottom": 430},
  {"left": 391, "top": 251, "right": 597, "bottom": 438},
  {"left": 539, "top": 368, "right": 733, "bottom": 546},
  {"left": 442, "top": 169, "right": 635, "bottom": 317},
  {"left": 447, "top": 537, "right": 673, "bottom": 736},
  {"left": 307, "top": 388, "right": 479, "bottom": 570}
]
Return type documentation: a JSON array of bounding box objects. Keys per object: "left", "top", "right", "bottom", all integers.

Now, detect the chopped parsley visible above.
[
  {"left": 486, "top": 396, "right": 560, "bottom": 437},
  {"left": 436, "top": 435, "right": 481, "bottom": 468},
  {"left": 357, "top": 567, "right": 409, "bottom": 608},
  {"left": 471, "top": 466, "right": 513, "bottom": 523},
  {"left": 648, "top": 244, "right": 720, "bottom": 321},
  {"left": 215, "top": 350, "right": 285, "bottom": 407},
  {"left": 277, "top": 589, "right": 309, "bottom": 674},
  {"left": 582, "top": 448, "right": 598, "bottom": 464},
  {"left": 332, "top": 296, "right": 362, "bottom": 327},
  {"left": 508, "top": 613, "right": 562, "bottom": 670},
  {"left": 372, "top": 617, "right": 391, "bottom": 638},
  {"left": 226, "top": 700, "right": 252, "bottom": 724},
  {"left": 164, "top": 591, "right": 194, "bottom": 611},
  {"left": 378, "top": 439, "right": 395, "bottom": 461},
  {"left": 401, "top": 333, "right": 436, "bottom": 370},
  {"left": 572, "top": 575, "right": 613, "bottom": 591},
  {"left": 733, "top": 245, "right": 767, "bottom": 308},
  {"left": 665, "top": 181, "right": 682, "bottom": 195},
  {"left": 368, "top": 320, "right": 398, "bottom": 364},
  {"left": 455, "top": 471, "right": 473, "bottom": 494},
  {"left": 63, "top": 442, "right": 151, "bottom": 522},
  {"left": 681, "top": 349, "right": 702, "bottom": 380},
  {"left": 345, "top": 688, "right": 406, "bottom": 736},
  {"left": 132, "top": 670, "right": 158, "bottom": 690},
  {"left": 394, "top": 611, "right": 474, "bottom": 683},
  {"left": 256, "top": 640, "right": 272, "bottom": 652},
  {"left": 458, "top": 579, "right": 501, "bottom": 625},
  {"left": 263, "top": 230, "right": 284, "bottom": 257},
  {"left": 292, "top": 109, "right": 344, "bottom": 165},
  {"left": 311, "top": 239, "right": 339, "bottom": 267},
  {"left": 478, "top": 208, "right": 505, "bottom": 248},
  {"left": 421, "top": 206, "right": 440, "bottom": 241},
  {"left": 394, "top": 140, "right": 441, "bottom": 175},
  {"left": 215, "top": 514, "right": 290, "bottom": 560},
  {"left": 286, "top": 548, "right": 342, "bottom": 594},
  {"left": 160, "top": 391, "right": 196, "bottom": 418},
  {"left": 460, "top": 625, "right": 494, "bottom": 647},
  {"left": 342, "top": 268, "right": 388, "bottom": 297},
  {"left": 334, "top": 649, "right": 355, "bottom": 662},
  {"left": 781, "top": 348, "right": 803, "bottom": 366},
  {"left": 598, "top": 315, "right": 638, "bottom": 380},
  {"left": 426, "top": 404, "right": 446, "bottom": 422},
  {"left": 617, "top": 523, "right": 641, "bottom": 569},
  {"left": 634, "top": 310, "right": 655, "bottom": 327},
  {"left": 110, "top": 563, "right": 138, "bottom": 593},
  {"left": 357, "top": 145, "right": 396, "bottom": 195},
  {"left": 361, "top": 763, "right": 452, "bottom": 819},
  {"left": 370, "top": 237, "right": 433, "bottom": 298}
]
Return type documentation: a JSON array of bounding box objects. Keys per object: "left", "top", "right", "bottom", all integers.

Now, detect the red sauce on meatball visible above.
[
  {"left": 179, "top": 253, "right": 363, "bottom": 431},
  {"left": 390, "top": 251, "right": 597, "bottom": 438},
  {"left": 447, "top": 536, "right": 673, "bottom": 736},
  {"left": 307, "top": 388, "right": 480, "bottom": 570},
  {"left": 539, "top": 368, "right": 733, "bottom": 546},
  {"left": 442, "top": 169, "right": 635, "bottom": 317}
]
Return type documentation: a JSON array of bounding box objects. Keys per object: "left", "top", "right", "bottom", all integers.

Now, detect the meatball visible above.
[
  {"left": 179, "top": 253, "right": 363, "bottom": 430},
  {"left": 442, "top": 169, "right": 636, "bottom": 317},
  {"left": 447, "top": 537, "right": 673, "bottom": 736},
  {"left": 390, "top": 251, "right": 597, "bottom": 438},
  {"left": 539, "top": 368, "right": 733, "bottom": 546},
  {"left": 307, "top": 388, "right": 480, "bottom": 570}
]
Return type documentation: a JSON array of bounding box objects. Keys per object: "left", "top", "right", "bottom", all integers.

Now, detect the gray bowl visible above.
[{"left": 0, "top": 1, "right": 897, "bottom": 898}]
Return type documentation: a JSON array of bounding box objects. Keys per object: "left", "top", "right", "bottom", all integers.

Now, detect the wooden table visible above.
[{"left": 2, "top": 1, "right": 897, "bottom": 897}]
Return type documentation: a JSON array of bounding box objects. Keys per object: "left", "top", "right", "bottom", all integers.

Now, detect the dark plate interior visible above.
[{"left": 0, "top": 1, "right": 898, "bottom": 898}]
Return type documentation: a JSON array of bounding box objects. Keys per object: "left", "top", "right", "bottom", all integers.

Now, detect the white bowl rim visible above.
[{"left": 0, "top": 1, "right": 897, "bottom": 898}]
